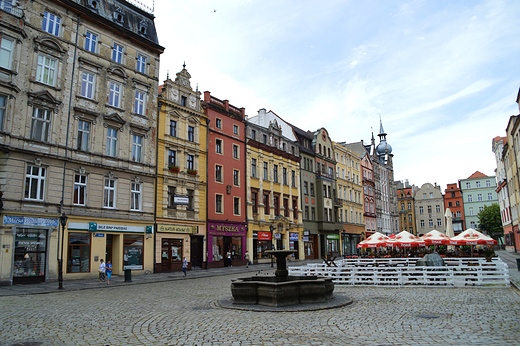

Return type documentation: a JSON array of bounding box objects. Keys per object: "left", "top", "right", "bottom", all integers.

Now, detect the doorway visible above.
[
  {"left": 160, "top": 238, "right": 182, "bottom": 273},
  {"left": 190, "top": 235, "right": 203, "bottom": 268}
]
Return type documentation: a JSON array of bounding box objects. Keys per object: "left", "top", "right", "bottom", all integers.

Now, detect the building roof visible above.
[{"left": 467, "top": 171, "right": 488, "bottom": 179}]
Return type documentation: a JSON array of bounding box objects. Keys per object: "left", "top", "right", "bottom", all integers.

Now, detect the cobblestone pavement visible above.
[{"left": 1, "top": 269, "right": 519, "bottom": 346}]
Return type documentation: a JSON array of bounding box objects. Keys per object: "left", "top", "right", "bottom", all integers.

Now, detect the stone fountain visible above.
[{"left": 231, "top": 250, "right": 334, "bottom": 307}]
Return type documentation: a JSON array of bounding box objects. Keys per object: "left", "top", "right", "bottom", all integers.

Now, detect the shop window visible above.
[
  {"left": 123, "top": 234, "right": 144, "bottom": 270},
  {"left": 67, "top": 232, "right": 90, "bottom": 273},
  {"left": 14, "top": 228, "right": 48, "bottom": 279}
]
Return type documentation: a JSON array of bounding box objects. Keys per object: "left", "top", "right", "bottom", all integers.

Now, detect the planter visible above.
[{"left": 168, "top": 166, "right": 180, "bottom": 173}]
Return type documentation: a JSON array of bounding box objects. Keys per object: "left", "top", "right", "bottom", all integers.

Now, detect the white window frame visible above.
[
  {"left": 36, "top": 54, "right": 57, "bottom": 86},
  {"left": 215, "top": 194, "right": 223, "bottom": 213},
  {"left": 131, "top": 182, "right": 142, "bottom": 211},
  {"left": 233, "top": 125, "right": 239, "bottom": 135},
  {"left": 137, "top": 54, "right": 147, "bottom": 73},
  {"left": 134, "top": 90, "right": 145, "bottom": 115},
  {"left": 215, "top": 139, "right": 222, "bottom": 154},
  {"left": 112, "top": 43, "right": 123, "bottom": 63},
  {"left": 469, "top": 207, "right": 474, "bottom": 216},
  {"left": 77, "top": 120, "right": 90, "bottom": 151},
  {"left": 81, "top": 71, "right": 95, "bottom": 99},
  {"left": 0, "top": 94, "right": 6, "bottom": 130},
  {"left": 103, "top": 178, "right": 116, "bottom": 208},
  {"left": 233, "top": 144, "right": 239, "bottom": 159},
  {"left": 74, "top": 174, "right": 87, "bottom": 206},
  {"left": 477, "top": 194, "right": 482, "bottom": 202},
  {"left": 85, "top": 31, "right": 97, "bottom": 53},
  {"left": 31, "top": 107, "right": 51, "bottom": 142},
  {"left": 187, "top": 154, "right": 194, "bottom": 170},
  {"left": 215, "top": 165, "right": 222, "bottom": 182},
  {"left": 132, "top": 134, "right": 143, "bottom": 162},
  {"left": 25, "top": 165, "right": 46, "bottom": 201},
  {"left": 468, "top": 195, "right": 473, "bottom": 202},
  {"left": 106, "top": 127, "right": 118, "bottom": 157},
  {"left": 109, "top": 82, "right": 121, "bottom": 108},
  {"left": 42, "top": 11, "right": 61, "bottom": 36},
  {"left": 0, "top": 37, "right": 14, "bottom": 69},
  {"left": 234, "top": 197, "right": 240, "bottom": 216},
  {"left": 488, "top": 193, "right": 493, "bottom": 201}
]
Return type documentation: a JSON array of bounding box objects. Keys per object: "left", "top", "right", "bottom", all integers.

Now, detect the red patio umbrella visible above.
[
  {"left": 448, "top": 228, "right": 497, "bottom": 246},
  {"left": 421, "top": 230, "right": 450, "bottom": 246},
  {"left": 356, "top": 232, "right": 389, "bottom": 248}
]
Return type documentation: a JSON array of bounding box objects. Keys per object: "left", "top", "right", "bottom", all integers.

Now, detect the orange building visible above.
[{"left": 444, "top": 183, "right": 465, "bottom": 234}]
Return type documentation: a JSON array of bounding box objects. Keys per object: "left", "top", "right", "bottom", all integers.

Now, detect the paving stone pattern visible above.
[{"left": 0, "top": 251, "right": 519, "bottom": 346}]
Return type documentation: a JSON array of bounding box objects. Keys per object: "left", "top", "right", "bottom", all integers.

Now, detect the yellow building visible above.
[
  {"left": 246, "top": 110, "right": 303, "bottom": 262},
  {"left": 156, "top": 66, "right": 208, "bottom": 272},
  {"left": 334, "top": 142, "right": 365, "bottom": 255}
]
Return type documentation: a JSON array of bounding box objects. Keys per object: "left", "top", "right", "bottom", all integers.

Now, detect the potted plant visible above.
[
  {"left": 168, "top": 165, "right": 180, "bottom": 173},
  {"left": 187, "top": 169, "right": 197, "bottom": 176}
]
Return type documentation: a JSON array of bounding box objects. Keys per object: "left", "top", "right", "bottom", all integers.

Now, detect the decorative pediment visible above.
[
  {"left": 78, "top": 57, "right": 103, "bottom": 72},
  {"left": 129, "top": 122, "right": 150, "bottom": 136},
  {"left": 168, "top": 110, "right": 182, "bottom": 119},
  {"left": 34, "top": 36, "right": 66, "bottom": 57},
  {"left": 107, "top": 65, "right": 127, "bottom": 81},
  {"left": 132, "top": 78, "right": 152, "bottom": 91},
  {"left": 103, "top": 112, "right": 126, "bottom": 130},
  {"left": 27, "top": 90, "right": 61, "bottom": 111},
  {"left": 187, "top": 115, "right": 201, "bottom": 125},
  {"left": 73, "top": 106, "right": 100, "bottom": 124}
]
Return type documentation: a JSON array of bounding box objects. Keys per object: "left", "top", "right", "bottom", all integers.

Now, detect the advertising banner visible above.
[{"left": 258, "top": 231, "right": 271, "bottom": 241}]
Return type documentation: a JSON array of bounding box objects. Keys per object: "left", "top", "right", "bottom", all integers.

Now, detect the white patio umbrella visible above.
[{"left": 445, "top": 208, "right": 455, "bottom": 251}]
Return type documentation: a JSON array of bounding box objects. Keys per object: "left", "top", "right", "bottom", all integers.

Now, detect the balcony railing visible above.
[
  {"left": 0, "top": 1, "right": 23, "bottom": 17},
  {"left": 316, "top": 169, "right": 334, "bottom": 179}
]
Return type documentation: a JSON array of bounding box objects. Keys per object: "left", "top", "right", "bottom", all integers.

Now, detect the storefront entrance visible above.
[
  {"left": 190, "top": 235, "right": 203, "bottom": 268},
  {"left": 304, "top": 234, "right": 318, "bottom": 259},
  {"left": 13, "top": 228, "right": 47, "bottom": 284},
  {"left": 161, "top": 238, "right": 183, "bottom": 272}
]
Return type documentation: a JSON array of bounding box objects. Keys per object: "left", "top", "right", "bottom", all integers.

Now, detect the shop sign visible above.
[
  {"left": 257, "top": 231, "right": 271, "bottom": 241},
  {"left": 158, "top": 224, "right": 197, "bottom": 234},
  {"left": 327, "top": 234, "right": 340, "bottom": 240},
  {"left": 4, "top": 215, "right": 58, "bottom": 227},
  {"left": 302, "top": 236, "right": 309, "bottom": 242},
  {"left": 93, "top": 233, "right": 105, "bottom": 237},
  {"left": 274, "top": 233, "right": 282, "bottom": 240},
  {"left": 174, "top": 195, "right": 189, "bottom": 205},
  {"left": 89, "top": 222, "right": 97, "bottom": 232},
  {"left": 303, "top": 230, "right": 310, "bottom": 236},
  {"left": 68, "top": 223, "right": 145, "bottom": 233},
  {"left": 289, "top": 232, "right": 299, "bottom": 241},
  {"left": 208, "top": 223, "right": 247, "bottom": 236}
]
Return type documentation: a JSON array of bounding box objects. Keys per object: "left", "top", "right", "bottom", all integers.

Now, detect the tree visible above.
[{"left": 477, "top": 203, "right": 503, "bottom": 242}]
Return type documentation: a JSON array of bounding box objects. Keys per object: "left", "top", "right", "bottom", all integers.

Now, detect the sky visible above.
[{"left": 149, "top": 0, "right": 520, "bottom": 190}]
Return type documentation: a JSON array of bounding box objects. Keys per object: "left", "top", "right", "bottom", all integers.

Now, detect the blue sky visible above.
[{"left": 153, "top": 0, "right": 520, "bottom": 189}]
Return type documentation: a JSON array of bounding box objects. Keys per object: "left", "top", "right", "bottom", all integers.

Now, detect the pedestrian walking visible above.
[
  {"left": 182, "top": 257, "right": 188, "bottom": 277},
  {"left": 244, "top": 250, "right": 250, "bottom": 268},
  {"left": 227, "top": 250, "right": 232, "bottom": 267},
  {"left": 105, "top": 260, "right": 113, "bottom": 284},
  {"left": 98, "top": 259, "right": 106, "bottom": 282}
]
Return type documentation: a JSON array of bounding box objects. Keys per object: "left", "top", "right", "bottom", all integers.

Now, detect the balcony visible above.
[
  {"left": 0, "top": 1, "right": 23, "bottom": 17},
  {"left": 334, "top": 198, "right": 343, "bottom": 206},
  {"left": 316, "top": 169, "right": 334, "bottom": 180}
]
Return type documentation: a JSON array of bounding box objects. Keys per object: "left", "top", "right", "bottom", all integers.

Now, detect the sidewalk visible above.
[
  {"left": 2, "top": 253, "right": 519, "bottom": 297},
  {"left": 0, "top": 259, "right": 319, "bottom": 297}
]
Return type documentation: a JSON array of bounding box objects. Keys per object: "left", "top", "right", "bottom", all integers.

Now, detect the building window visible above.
[
  {"left": 467, "top": 194, "right": 473, "bottom": 202},
  {"left": 42, "top": 11, "right": 60, "bottom": 36},
  {"left": 419, "top": 206, "right": 423, "bottom": 214},
  {"left": 310, "top": 183, "right": 315, "bottom": 196},
  {"left": 216, "top": 194, "right": 222, "bottom": 213},
  {"left": 311, "top": 207, "right": 316, "bottom": 220},
  {"left": 181, "top": 96, "right": 186, "bottom": 106},
  {"left": 291, "top": 170, "right": 296, "bottom": 187},
  {"left": 214, "top": 118, "right": 221, "bottom": 129},
  {"left": 423, "top": 193, "right": 426, "bottom": 199},
  {"left": 456, "top": 211, "right": 461, "bottom": 217},
  {"left": 188, "top": 126, "right": 194, "bottom": 142},
  {"left": 273, "top": 195, "right": 279, "bottom": 216},
  {"left": 233, "top": 125, "right": 239, "bottom": 135},
  {"left": 304, "top": 181, "right": 308, "bottom": 195},
  {"left": 251, "top": 129, "right": 256, "bottom": 140},
  {"left": 284, "top": 197, "right": 289, "bottom": 217},
  {"left": 448, "top": 201, "right": 453, "bottom": 207},
  {"left": 134, "top": 91, "right": 145, "bottom": 115},
  {"left": 407, "top": 202, "right": 411, "bottom": 209},
  {"left": 466, "top": 182, "right": 471, "bottom": 189},
  {"left": 187, "top": 154, "right": 194, "bottom": 170},
  {"left": 30, "top": 108, "right": 51, "bottom": 142},
  {"left": 0, "top": 95, "right": 5, "bottom": 130},
  {"left": 25, "top": 165, "right": 46, "bottom": 200},
  {"left": 109, "top": 82, "right": 121, "bottom": 108},
  {"left": 456, "top": 201, "right": 460, "bottom": 206},
  {"left": 263, "top": 134, "right": 267, "bottom": 144},
  {"left": 168, "top": 150, "right": 176, "bottom": 166},
  {"left": 131, "top": 182, "right": 141, "bottom": 211},
  {"left": 233, "top": 144, "right": 239, "bottom": 159},
  {"left": 486, "top": 180, "right": 491, "bottom": 187},
  {"left": 429, "top": 192, "right": 433, "bottom": 199},
  {"left": 251, "top": 190, "right": 258, "bottom": 213},
  {"left": 80, "top": 72, "right": 95, "bottom": 99},
  {"left": 436, "top": 205, "right": 441, "bottom": 213},
  {"left": 215, "top": 165, "right": 222, "bottom": 182},
  {"left": 420, "top": 220, "right": 425, "bottom": 227},
  {"left": 233, "top": 169, "right": 239, "bottom": 186},
  {"left": 106, "top": 127, "right": 118, "bottom": 157},
  {"left": 263, "top": 162, "right": 268, "bottom": 180},
  {"left": 170, "top": 120, "right": 176, "bottom": 136},
  {"left": 112, "top": 43, "right": 123, "bottom": 63},
  {"left": 273, "top": 165, "right": 278, "bottom": 183},
  {"left": 187, "top": 189, "right": 194, "bottom": 211},
  {"left": 479, "top": 206, "right": 484, "bottom": 212},
  {"left": 437, "top": 219, "right": 442, "bottom": 227},
  {"left": 234, "top": 197, "right": 240, "bottom": 215},
  {"left": 488, "top": 193, "right": 493, "bottom": 201},
  {"left": 132, "top": 135, "right": 143, "bottom": 162},
  {"left": 283, "top": 168, "right": 287, "bottom": 185},
  {"left": 251, "top": 159, "right": 257, "bottom": 178},
  {"left": 323, "top": 185, "right": 327, "bottom": 197},
  {"left": 137, "top": 54, "right": 147, "bottom": 73},
  {"left": 215, "top": 139, "right": 222, "bottom": 154},
  {"left": 477, "top": 194, "right": 482, "bottom": 201},
  {"left": 36, "top": 55, "right": 57, "bottom": 86},
  {"left": 77, "top": 120, "right": 90, "bottom": 151},
  {"left": 0, "top": 37, "right": 14, "bottom": 69},
  {"left": 85, "top": 31, "right": 97, "bottom": 53},
  {"left": 263, "top": 193, "right": 269, "bottom": 215},
  {"left": 305, "top": 206, "right": 309, "bottom": 220},
  {"left": 476, "top": 181, "right": 481, "bottom": 188},
  {"left": 469, "top": 207, "right": 474, "bottom": 216},
  {"left": 103, "top": 178, "right": 116, "bottom": 208},
  {"left": 408, "top": 214, "right": 412, "bottom": 222},
  {"left": 470, "top": 221, "right": 476, "bottom": 229},
  {"left": 167, "top": 186, "right": 175, "bottom": 208}
]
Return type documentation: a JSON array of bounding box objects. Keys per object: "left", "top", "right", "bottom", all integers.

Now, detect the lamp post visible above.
[
  {"left": 341, "top": 231, "right": 347, "bottom": 257},
  {"left": 58, "top": 213, "right": 68, "bottom": 289},
  {"left": 269, "top": 224, "right": 274, "bottom": 268}
]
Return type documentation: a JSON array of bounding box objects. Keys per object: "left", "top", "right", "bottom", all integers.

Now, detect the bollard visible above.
[
  {"left": 517, "top": 258, "right": 520, "bottom": 272},
  {"left": 124, "top": 268, "right": 132, "bottom": 282}
]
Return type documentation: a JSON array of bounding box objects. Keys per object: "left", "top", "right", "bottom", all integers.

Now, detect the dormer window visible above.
[
  {"left": 89, "top": 0, "right": 99, "bottom": 10},
  {"left": 139, "top": 20, "right": 148, "bottom": 35},
  {"left": 114, "top": 13, "right": 123, "bottom": 23}
]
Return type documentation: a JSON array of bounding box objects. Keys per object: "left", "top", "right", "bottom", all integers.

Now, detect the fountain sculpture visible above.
[{"left": 231, "top": 250, "right": 334, "bottom": 307}]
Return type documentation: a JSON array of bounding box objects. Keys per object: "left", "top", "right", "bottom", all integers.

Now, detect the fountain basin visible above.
[{"left": 231, "top": 275, "right": 334, "bottom": 307}]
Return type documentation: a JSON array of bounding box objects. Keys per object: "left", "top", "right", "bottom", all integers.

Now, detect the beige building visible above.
[
  {"left": 0, "top": 0, "right": 163, "bottom": 286},
  {"left": 414, "top": 183, "right": 445, "bottom": 235},
  {"left": 334, "top": 142, "right": 364, "bottom": 255}
]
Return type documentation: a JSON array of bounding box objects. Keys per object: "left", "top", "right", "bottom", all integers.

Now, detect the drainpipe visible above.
[
  {"left": 205, "top": 117, "right": 210, "bottom": 269},
  {"left": 154, "top": 101, "right": 163, "bottom": 273}
]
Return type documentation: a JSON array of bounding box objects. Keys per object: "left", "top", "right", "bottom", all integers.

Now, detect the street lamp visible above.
[
  {"left": 270, "top": 224, "right": 274, "bottom": 268},
  {"left": 58, "top": 213, "right": 68, "bottom": 289}
]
